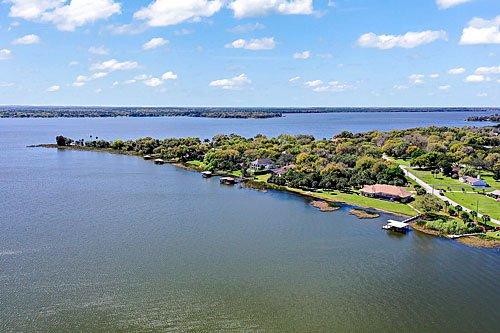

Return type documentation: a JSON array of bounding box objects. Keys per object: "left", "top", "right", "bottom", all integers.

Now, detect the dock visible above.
[{"left": 383, "top": 220, "right": 410, "bottom": 233}]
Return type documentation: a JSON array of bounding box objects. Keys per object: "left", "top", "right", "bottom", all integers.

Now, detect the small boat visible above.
[
  {"left": 201, "top": 171, "right": 213, "bottom": 178},
  {"left": 154, "top": 158, "right": 165, "bottom": 165},
  {"left": 143, "top": 155, "right": 152, "bottom": 160},
  {"left": 220, "top": 177, "right": 236, "bottom": 185}
]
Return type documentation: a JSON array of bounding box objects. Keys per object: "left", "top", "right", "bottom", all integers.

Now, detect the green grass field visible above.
[{"left": 445, "top": 192, "right": 500, "bottom": 220}]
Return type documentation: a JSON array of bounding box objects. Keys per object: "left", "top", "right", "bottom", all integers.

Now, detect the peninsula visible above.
[{"left": 38, "top": 125, "right": 500, "bottom": 247}]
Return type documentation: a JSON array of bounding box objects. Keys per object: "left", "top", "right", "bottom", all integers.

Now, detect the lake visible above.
[{"left": 1, "top": 112, "right": 499, "bottom": 332}]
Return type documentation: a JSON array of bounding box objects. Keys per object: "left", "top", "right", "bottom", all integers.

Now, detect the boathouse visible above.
[{"left": 220, "top": 177, "right": 236, "bottom": 185}]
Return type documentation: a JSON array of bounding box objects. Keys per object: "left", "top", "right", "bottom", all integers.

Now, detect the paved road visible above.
[{"left": 399, "top": 165, "right": 500, "bottom": 226}]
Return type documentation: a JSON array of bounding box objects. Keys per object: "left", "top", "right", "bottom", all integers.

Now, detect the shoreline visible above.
[{"left": 32, "top": 144, "right": 499, "bottom": 249}]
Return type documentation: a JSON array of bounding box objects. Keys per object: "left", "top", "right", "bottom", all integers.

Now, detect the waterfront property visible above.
[
  {"left": 251, "top": 158, "right": 274, "bottom": 171},
  {"left": 459, "top": 176, "right": 489, "bottom": 187},
  {"left": 271, "top": 164, "right": 295, "bottom": 177},
  {"left": 360, "top": 184, "right": 413, "bottom": 203}
]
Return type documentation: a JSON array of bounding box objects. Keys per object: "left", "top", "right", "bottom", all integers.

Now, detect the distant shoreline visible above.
[{"left": 2, "top": 106, "right": 499, "bottom": 119}]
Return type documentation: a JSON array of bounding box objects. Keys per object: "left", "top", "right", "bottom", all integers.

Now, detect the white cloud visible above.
[
  {"left": 209, "top": 73, "right": 251, "bottom": 90},
  {"left": 228, "top": 22, "right": 265, "bottom": 34},
  {"left": 72, "top": 71, "right": 109, "bottom": 87},
  {"left": 460, "top": 16, "right": 500, "bottom": 45},
  {"left": 0, "top": 82, "right": 15, "bottom": 88},
  {"left": 134, "top": 74, "right": 149, "bottom": 81},
  {"left": 357, "top": 30, "right": 447, "bottom": 49},
  {"left": 393, "top": 85, "right": 408, "bottom": 90},
  {"left": 429, "top": 73, "right": 439, "bottom": 78},
  {"left": 228, "top": 0, "right": 313, "bottom": 18},
  {"left": 477, "top": 92, "right": 488, "bottom": 97},
  {"left": 465, "top": 74, "right": 486, "bottom": 82},
  {"left": 289, "top": 76, "right": 301, "bottom": 82},
  {"left": 409, "top": 74, "right": 425, "bottom": 85},
  {"left": 6, "top": 0, "right": 62, "bottom": 20},
  {"left": 305, "top": 80, "right": 351, "bottom": 92},
  {"left": 438, "top": 85, "right": 451, "bottom": 90},
  {"left": 448, "top": 67, "right": 465, "bottom": 74},
  {"left": 293, "top": 50, "right": 310, "bottom": 59},
  {"left": 143, "top": 37, "right": 169, "bottom": 50},
  {"left": 226, "top": 37, "right": 275, "bottom": 50},
  {"left": 12, "top": 34, "right": 40, "bottom": 45},
  {"left": 89, "top": 46, "right": 109, "bottom": 55},
  {"left": 0, "top": 49, "right": 13, "bottom": 60},
  {"left": 69, "top": 60, "right": 79, "bottom": 66},
  {"left": 106, "top": 23, "right": 146, "bottom": 35},
  {"left": 161, "top": 71, "right": 178, "bottom": 80},
  {"left": 7, "top": 0, "right": 121, "bottom": 31},
  {"left": 134, "top": 0, "right": 222, "bottom": 27},
  {"left": 475, "top": 66, "right": 500, "bottom": 75},
  {"left": 174, "top": 28, "right": 194, "bottom": 36},
  {"left": 91, "top": 59, "right": 138, "bottom": 72},
  {"left": 47, "top": 85, "right": 60, "bottom": 92},
  {"left": 436, "top": 0, "right": 472, "bottom": 9},
  {"left": 144, "top": 77, "right": 163, "bottom": 87}
]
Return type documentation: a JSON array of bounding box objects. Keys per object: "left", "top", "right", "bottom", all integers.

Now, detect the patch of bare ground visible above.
[
  {"left": 349, "top": 209, "right": 379, "bottom": 219},
  {"left": 310, "top": 200, "right": 340, "bottom": 212},
  {"left": 458, "top": 236, "right": 500, "bottom": 249}
]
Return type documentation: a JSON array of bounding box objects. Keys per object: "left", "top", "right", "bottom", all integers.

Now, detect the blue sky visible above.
[{"left": 0, "top": 0, "right": 498, "bottom": 107}]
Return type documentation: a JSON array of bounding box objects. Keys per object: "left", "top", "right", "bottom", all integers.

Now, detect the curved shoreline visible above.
[{"left": 32, "top": 144, "right": 499, "bottom": 249}]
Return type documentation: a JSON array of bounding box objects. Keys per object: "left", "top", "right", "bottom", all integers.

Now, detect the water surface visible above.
[{"left": 0, "top": 112, "right": 498, "bottom": 332}]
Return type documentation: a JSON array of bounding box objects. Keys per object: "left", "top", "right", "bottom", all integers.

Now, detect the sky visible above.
[{"left": 0, "top": 0, "right": 499, "bottom": 107}]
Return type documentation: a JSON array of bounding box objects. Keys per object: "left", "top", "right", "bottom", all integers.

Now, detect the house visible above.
[
  {"left": 361, "top": 184, "right": 413, "bottom": 203},
  {"left": 251, "top": 158, "right": 274, "bottom": 170},
  {"left": 271, "top": 164, "right": 295, "bottom": 177},
  {"left": 487, "top": 190, "right": 500, "bottom": 201},
  {"left": 459, "top": 176, "right": 489, "bottom": 187}
]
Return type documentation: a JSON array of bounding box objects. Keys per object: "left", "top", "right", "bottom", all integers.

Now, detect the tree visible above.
[
  {"left": 55, "top": 135, "right": 72, "bottom": 146},
  {"left": 414, "top": 194, "right": 444, "bottom": 215}
]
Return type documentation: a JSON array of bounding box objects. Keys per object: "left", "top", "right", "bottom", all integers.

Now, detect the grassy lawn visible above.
[
  {"left": 229, "top": 170, "right": 243, "bottom": 177},
  {"left": 186, "top": 160, "right": 205, "bottom": 169},
  {"left": 286, "top": 188, "right": 417, "bottom": 216},
  {"left": 445, "top": 192, "right": 500, "bottom": 220},
  {"left": 479, "top": 172, "right": 500, "bottom": 190},
  {"left": 254, "top": 173, "right": 271, "bottom": 182},
  {"left": 410, "top": 168, "right": 475, "bottom": 191},
  {"left": 485, "top": 231, "right": 500, "bottom": 240}
]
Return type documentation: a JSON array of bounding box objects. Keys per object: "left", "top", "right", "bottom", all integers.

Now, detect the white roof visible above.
[{"left": 387, "top": 220, "right": 409, "bottom": 228}]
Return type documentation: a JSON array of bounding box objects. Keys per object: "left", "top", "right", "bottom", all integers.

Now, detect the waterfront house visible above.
[
  {"left": 251, "top": 158, "right": 274, "bottom": 170},
  {"left": 271, "top": 164, "right": 295, "bottom": 177},
  {"left": 459, "top": 176, "right": 489, "bottom": 187},
  {"left": 360, "top": 184, "right": 413, "bottom": 202}
]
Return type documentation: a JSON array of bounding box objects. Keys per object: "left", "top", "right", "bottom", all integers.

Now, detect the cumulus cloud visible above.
[
  {"left": 7, "top": 0, "right": 121, "bottom": 31},
  {"left": 89, "top": 46, "right": 109, "bottom": 55},
  {"left": 228, "top": 0, "right": 313, "bottom": 18},
  {"left": 289, "top": 76, "right": 301, "bottom": 82},
  {"left": 144, "top": 77, "right": 163, "bottom": 87},
  {"left": 475, "top": 66, "right": 500, "bottom": 75},
  {"left": 448, "top": 67, "right": 465, "bottom": 74},
  {"left": 0, "top": 49, "right": 12, "bottom": 60},
  {"left": 226, "top": 37, "right": 275, "bottom": 50},
  {"left": 143, "top": 37, "right": 168, "bottom": 50},
  {"left": 460, "top": 16, "right": 500, "bottom": 45},
  {"left": 161, "top": 71, "right": 178, "bottom": 80},
  {"left": 209, "top": 73, "right": 251, "bottom": 90},
  {"left": 357, "top": 30, "right": 447, "bottom": 49},
  {"left": 393, "top": 85, "right": 409, "bottom": 90},
  {"left": 72, "top": 72, "right": 108, "bottom": 87},
  {"left": 134, "top": 0, "right": 222, "bottom": 27},
  {"left": 91, "top": 59, "right": 138, "bottom": 72},
  {"left": 436, "top": 0, "right": 472, "bottom": 9},
  {"left": 409, "top": 74, "right": 425, "bottom": 85},
  {"left": 12, "top": 34, "right": 40, "bottom": 45},
  {"left": 465, "top": 74, "right": 486, "bottom": 82},
  {"left": 293, "top": 50, "right": 310, "bottom": 59},
  {"left": 438, "top": 85, "right": 451, "bottom": 90},
  {"left": 305, "top": 79, "right": 351, "bottom": 92},
  {"left": 47, "top": 85, "right": 60, "bottom": 92},
  {"left": 429, "top": 73, "right": 440, "bottom": 78}
]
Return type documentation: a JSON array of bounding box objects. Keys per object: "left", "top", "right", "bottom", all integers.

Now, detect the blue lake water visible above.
[{"left": 0, "top": 112, "right": 499, "bottom": 332}]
